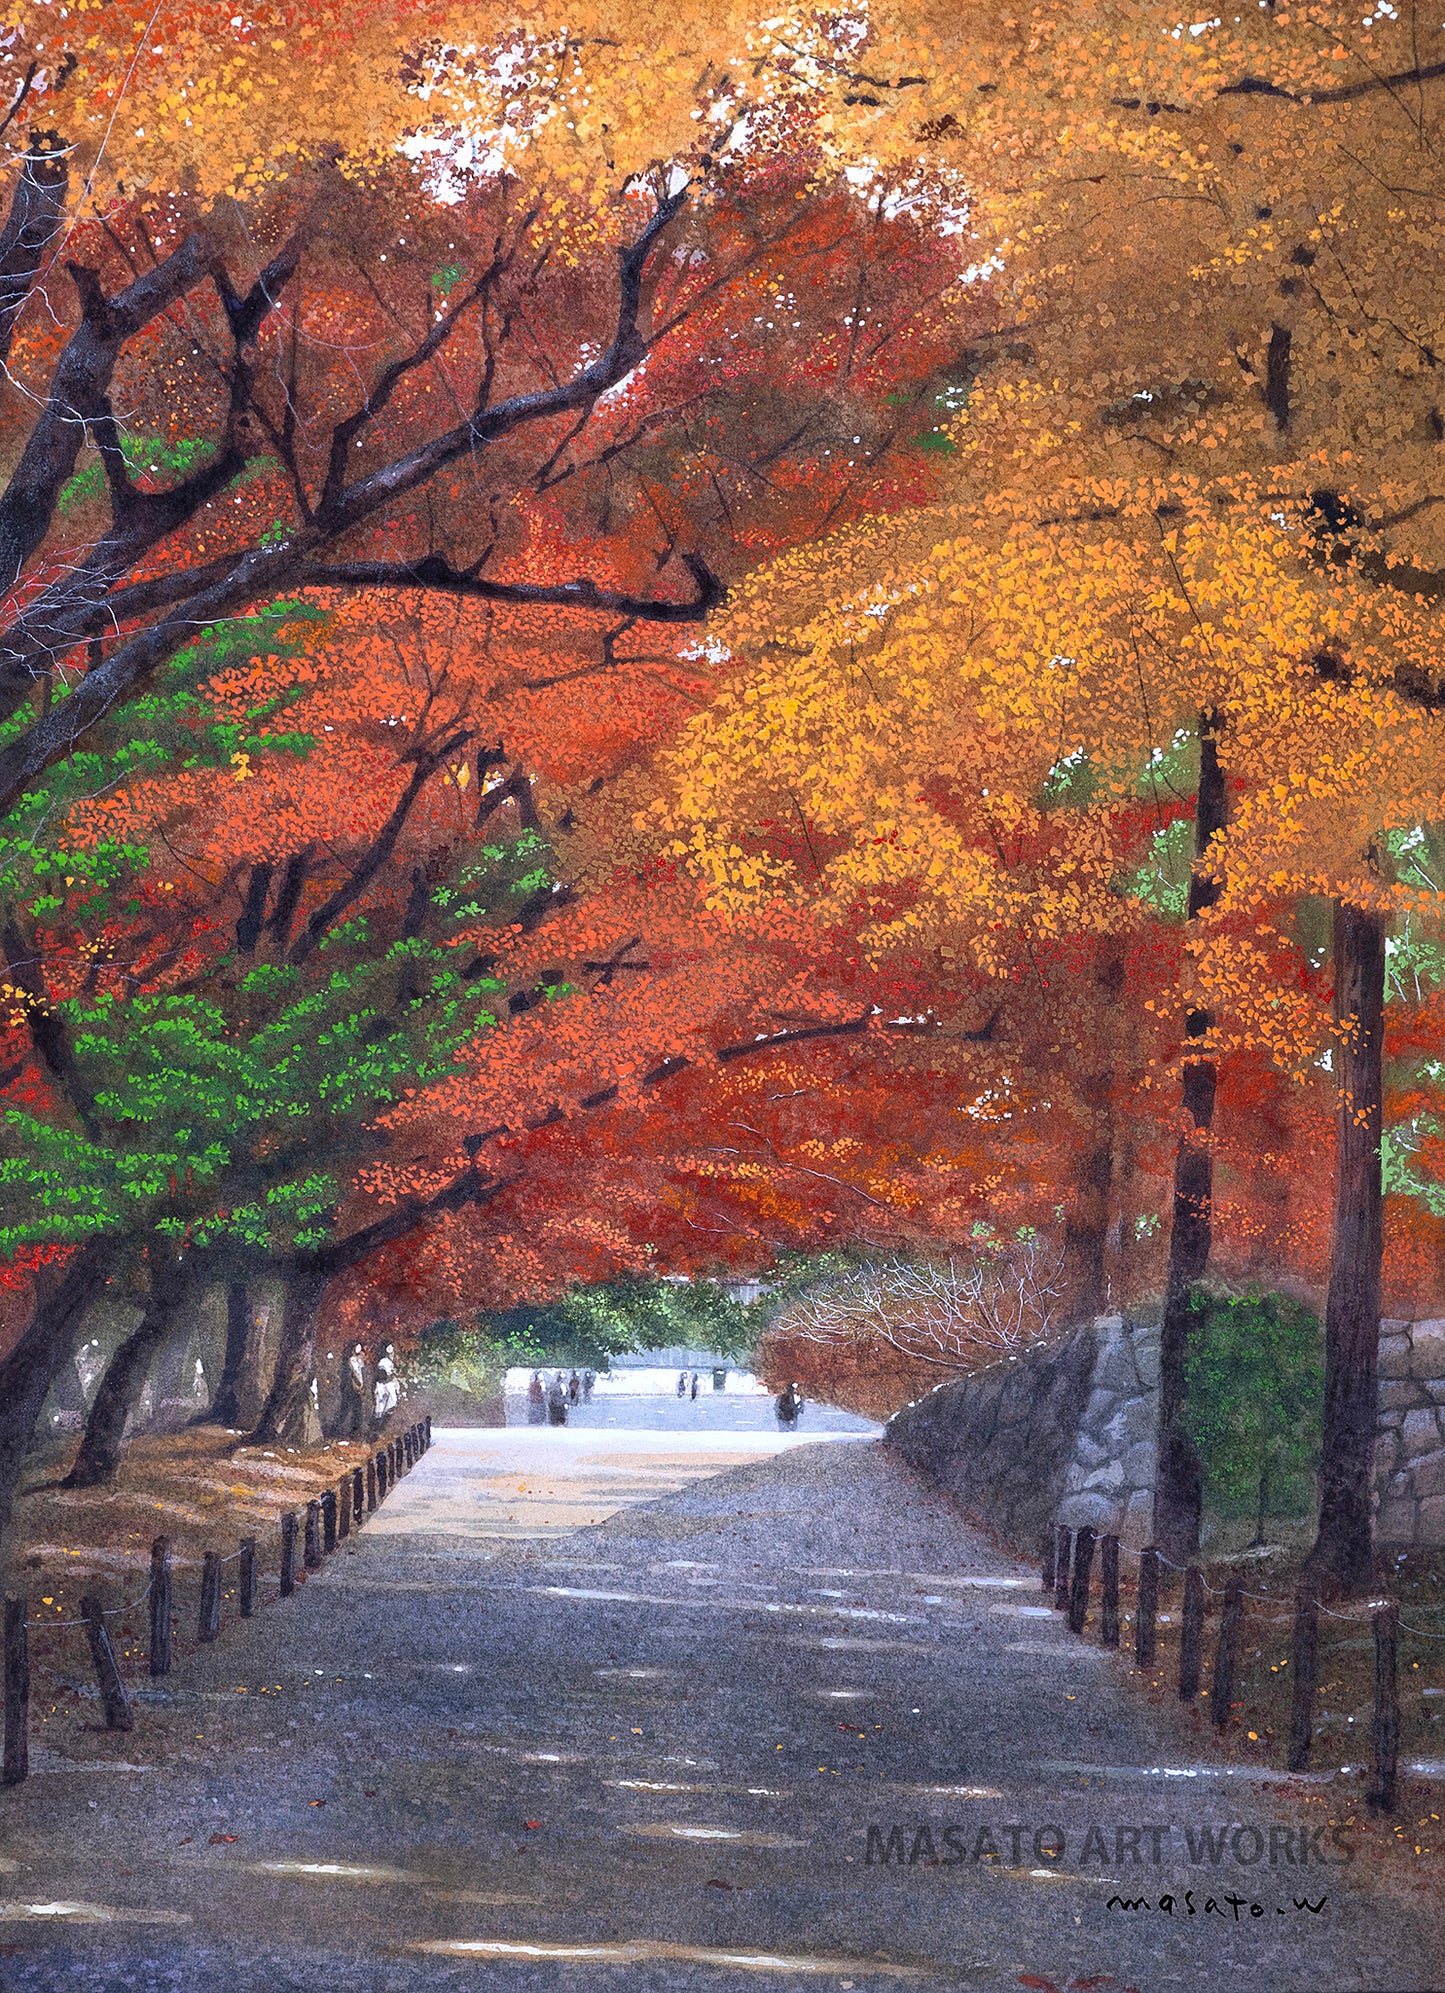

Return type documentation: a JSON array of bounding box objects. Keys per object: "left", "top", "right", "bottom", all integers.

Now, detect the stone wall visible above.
[
  {"left": 887, "top": 1311, "right": 1445, "bottom": 1552},
  {"left": 883, "top": 1315, "right": 1158, "bottom": 1552},
  {"left": 1375, "top": 1319, "right": 1445, "bottom": 1546}
]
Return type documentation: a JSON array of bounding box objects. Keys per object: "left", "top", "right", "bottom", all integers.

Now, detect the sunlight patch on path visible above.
[{"left": 410, "top": 1935, "right": 927, "bottom": 1975}]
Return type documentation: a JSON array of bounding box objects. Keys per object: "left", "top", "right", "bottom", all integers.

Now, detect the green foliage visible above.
[
  {"left": 481, "top": 1274, "right": 770, "bottom": 1366},
  {"left": 1183, "top": 1289, "right": 1323, "bottom": 1537},
  {"left": 0, "top": 598, "right": 601, "bottom": 1261},
  {"left": 405, "top": 1319, "right": 545, "bottom": 1398},
  {"left": 56, "top": 436, "right": 278, "bottom": 516},
  {"left": 1126, "top": 815, "right": 1192, "bottom": 920}
]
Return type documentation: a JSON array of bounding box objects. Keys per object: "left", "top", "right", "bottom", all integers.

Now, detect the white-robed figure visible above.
[{"left": 373, "top": 1342, "right": 400, "bottom": 1425}]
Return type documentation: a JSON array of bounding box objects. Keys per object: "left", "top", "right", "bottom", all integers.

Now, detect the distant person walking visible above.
[
  {"left": 526, "top": 1371, "right": 546, "bottom": 1425},
  {"left": 373, "top": 1342, "right": 399, "bottom": 1428},
  {"left": 568, "top": 1369, "right": 581, "bottom": 1405},
  {"left": 582, "top": 1369, "right": 595, "bottom": 1402},
  {"left": 340, "top": 1342, "right": 368, "bottom": 1437},
  {"left": 547, "top": 1374, "right": 568, "bottom": 1425},
  {"left": 690, "top": 1371, "right": 699, "bottom": 1400},
  {"left": 776, "top": 1382, "right": 803, "bottom": 1428},
  {"left": 676, "top": 1370, "right": 689, "bottom": 1397}
]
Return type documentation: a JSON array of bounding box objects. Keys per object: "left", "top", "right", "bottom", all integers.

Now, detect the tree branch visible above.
[{"left": 296, "top": 549, "right": 724, "bottom": 623}]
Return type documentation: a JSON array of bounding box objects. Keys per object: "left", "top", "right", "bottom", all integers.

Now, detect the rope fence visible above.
[
  {"left": 1041, "top": 1515, "right": 1434, "bottom": 1815},
  {"left": 1, "top": 1416, "right": 432, "bottom": 1787}
]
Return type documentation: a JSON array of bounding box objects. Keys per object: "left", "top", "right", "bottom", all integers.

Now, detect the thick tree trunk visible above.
[
  {"left": 0, "top": 1242, "right": 113, "bottom": 1552},
  {"left": 61, "top": 1255, "right": 190, "bottom": 1488},
  {"left": 204, "top": 1283, "right": 257, "bottom": 1429},
  {"left": 1304, "top": 900, "right": 1388, "bottom": 1596},
  {"left": 245, "top": 1267, "right": 327, "bottom": 1447},
  {"left": 1153, "top": 715, "right": 1228, "bottom": 1563}
]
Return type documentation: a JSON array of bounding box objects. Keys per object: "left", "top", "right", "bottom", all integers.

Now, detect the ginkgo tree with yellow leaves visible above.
[
  {"left": 665, "top": 494, "right": 1445, "bottom": 1595},
  {"left": 662, "top": 0, "right": 1445, "bottom": 1595}
]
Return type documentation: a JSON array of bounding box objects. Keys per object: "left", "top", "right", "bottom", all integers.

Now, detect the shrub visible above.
[{"left": 1184, "top": 1289, "right": 1323, "bottom": 1542}]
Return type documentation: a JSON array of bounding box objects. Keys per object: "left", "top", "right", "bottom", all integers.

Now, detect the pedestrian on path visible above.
[
  {"left": 568, "top": 1369, "right": 581, "bottom": 1404},
  {"left": 373, "top": 1343, "right": 399, "bottom": 1428},
  {"left": 547, "top": 1374, "right": 568, "bottom": 1425},
  {"left": 776, "top": 1381, "right": 803, "bottom": 1427},
  {"left": 340, "top": 1342, "right": 368, "bottom": 1437},
  {"left": 526, "top": 1371, "right": 546, "bottom": 1424},
  {"left": 690, "top": 1371, "right": 699, "bottom": 1399},
  {"left": 582, "top": 1368, "right": 595, "bottom": 1401},
  {"left": 676, "top": 1369, "right": 688, "bottom": 1396}
]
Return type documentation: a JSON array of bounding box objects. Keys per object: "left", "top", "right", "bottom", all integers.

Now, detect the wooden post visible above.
[
  {"left": 198, "top": 1551, "right": 221, "bottom": 1642},
  {"left": 336, "top": 1477, "right": 350, "bottom": 1540},
  {"left": 402, "top": 1429, "right": 412, "bottom": 1470},
  {"left": 280, "top": 1512, "right": 298, "bottom": 1597},
  {"left": 1210, "top": 1576, "right": 1244, "bottom": 1730},
  {"left": 304, "top": 1500, "right": 322, "bottom": 1570},
  {"left": 1366, "top": 1601, "right": 1400, "bottom": 1814},
  {"left": 354, "top": 1464, "right": 366, "bottom": 1521},
  {"left": 1040, "top": 1530, "right": 1056, "bottom": 1595},
  {"left": 1287, "top": 1588, "right": 1318, "bottom": 1773},
  {"left": 1068, "top": 1526, "right": 1095, "bottom": 1635},
  {"left": 321, "top": 1489, "right": 337, "bottom": 1555},
  {"left": 148, "top": 1534, "right": 172, "bottom": 1677},
  {"left": 1178, "top": 1566, "right": 1205, "bottom": 1701},
  {"left": 1053, "top": 1527, "right": 1072, "bottom": 1612},
  {"left": 1100, "top": 1535, "right": 1120, "bottom": 1648},
  {"left": 1135, "top": 1545, "right": 1160, "bottom": 1670},
  {"left": 3, "top": 1598, "right": 28, "bottom": 1786},
  {"left": 79, "top": 1598, "right": 133, "bottom": 1731},
  {"left": 365, "top": 1459, "right": 377, "bottom": 1512},
  {"left": 424, "top": 1415, "right": 432, "bottom": 1447},
  {"left": 238, "top": 1538, "right": 257, "bottom": 1619},
  {"left": 389, "top": 1439, "right": 399, "bottom": 1482},
  {"left": 376, "top": 1451, "right": 388, "bottom": 1501}
]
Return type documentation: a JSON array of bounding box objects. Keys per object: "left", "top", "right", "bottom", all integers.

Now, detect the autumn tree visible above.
[{"left": 0, "top": 4, "right": 993, "bottom": 1533}]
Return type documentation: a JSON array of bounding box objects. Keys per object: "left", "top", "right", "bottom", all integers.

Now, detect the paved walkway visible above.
[
  {"left": 502, "top": 1392, "right": 880, "bottom": 1435},
  {"left": 0, "top": 1430, "right": 1434, "bottom": 1990}
]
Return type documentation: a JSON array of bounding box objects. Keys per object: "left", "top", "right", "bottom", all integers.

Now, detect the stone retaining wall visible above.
[
  {"left": 1375, "top": 1318, "right": 1445, "bottom": 1546},
  {"left": 884, "top": 1311, "right": 1445, "bottom": 1552},
  {"left": 883, "top": 1315, "right": 1158, "bottom": 1551}
]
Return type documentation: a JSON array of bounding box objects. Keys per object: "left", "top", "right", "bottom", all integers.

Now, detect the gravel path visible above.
[{"left": 0, "top": 1429, "right": 1434, "bottom": 1991}]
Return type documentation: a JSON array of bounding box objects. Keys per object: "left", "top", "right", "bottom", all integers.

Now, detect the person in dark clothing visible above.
[
  {"left": 776, "top": 1382, "right": 803, "bottom": 1427},
  {"left": 690, "top": 1371, "right": 699, "bottom": 1400},
  {"left": 676, "top": 1369, "right": 688, "bottom": 1396},
  {"left": 546, "top": 1375, "right": 568, "bottom": 1425},
  {"left": 526, "top": 1371, "right": 546, "bottom": 1425},
  {"left": 568, "top": 1369, "right": 581, "bottom": 1404},
  {"left": 339, "top": 1343, "right": 368, "bottom": 1437},
  {"left": 582, "top": 1369, "right": 596, "bottom": 1402}
]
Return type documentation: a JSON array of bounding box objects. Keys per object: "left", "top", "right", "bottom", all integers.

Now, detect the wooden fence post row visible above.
[
  {"left": 1060, "top": 1517, "right": 1411, "bottom": 1816},
  {"left": 0, "top": 1423, "right": 434, "bottom": 1786}
]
